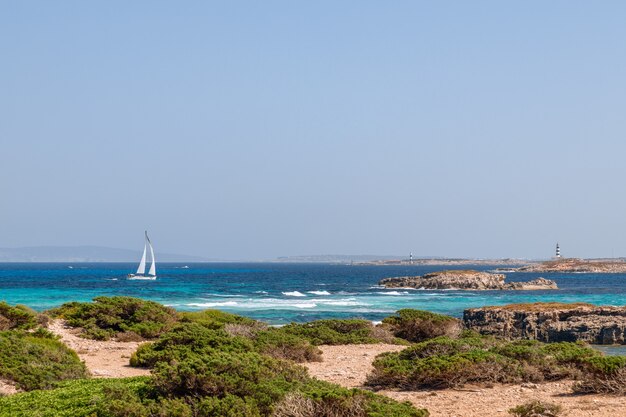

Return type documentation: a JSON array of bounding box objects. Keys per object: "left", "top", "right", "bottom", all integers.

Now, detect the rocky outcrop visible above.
[
  {"left": 379, "top": 270, "right": 558, "bottom": 291},
  {"left": 512, "top": 258, "right": 626, "bottom": 273},
  {"left": 464, "top": 303, "right": 626, "bottom": 344}
]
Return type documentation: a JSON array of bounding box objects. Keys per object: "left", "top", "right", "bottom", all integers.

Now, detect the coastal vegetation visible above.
[
  {"left": 280, "top": 319, "right": 399, "bottom": 345},
  {"left": 5, "top": 296, "right": 626, "bottom": 416},
  {"left": 49, "top": 296, "right": 179, "bottom": 340},
  {"left": 0, "top": 297, "right": 427, "bottom": 416},
  {"left": 366, "top": 332, "right": 617, "bottom": 390},
  {"left": 382, "top": 309, "right": 462, "bottom": 342},
  {"left": 0, "top": 302, "right": 39, "bottom": 330},
  {"left": 0, "top": 328, "right": 87, "bottom": 391}
]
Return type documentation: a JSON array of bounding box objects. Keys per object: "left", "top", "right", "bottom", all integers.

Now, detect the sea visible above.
[{"left": 2, "top": 262, "right": 626, "bottom": 326}]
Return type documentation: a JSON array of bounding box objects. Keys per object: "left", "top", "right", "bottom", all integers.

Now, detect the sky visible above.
[{"left": 1, "top": 2, "right": 626, "bottom": 260}]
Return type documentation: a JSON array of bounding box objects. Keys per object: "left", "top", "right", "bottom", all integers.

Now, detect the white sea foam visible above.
[
  {"left": 282, "top": 291, "right": 306, "bottom": 297},
  {"left": 318, "top": 300, "right": 364, "bottom": 306},
  {"left": 294, "top": 303, "right": 317, "bottom": 309},
  {"left": 255, "top": 290, "right": 268, "bottom": 294},
  {"left": 375, "top": 291, "right": 409, "bottom": 296},
  {"left": 188, "top": 301, "right": 239, "bottom": 307},
  {"left": 203, "top": 293, "right": 242, "bottom": 298},
  {"left": 307, "top": 290, "right": 330, "bottom": 295}
]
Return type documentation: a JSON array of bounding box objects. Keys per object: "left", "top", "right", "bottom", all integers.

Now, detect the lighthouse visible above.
[
  {"left": 409, "top": 252, "right": 413, "bottom": 264},
  {"left": 555, "top": 243, "right": 561, "bottom": 259}
]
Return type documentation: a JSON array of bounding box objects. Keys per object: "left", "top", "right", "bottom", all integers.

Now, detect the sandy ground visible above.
[
  {"left": 48, "top": 319, "right": 150, "bottom": 378},
  {"left": 305, "top": 344, "right": 626, "bottom": 417},
  {"left": 0, "top": 379, "right": 19, "bottom": 396}
]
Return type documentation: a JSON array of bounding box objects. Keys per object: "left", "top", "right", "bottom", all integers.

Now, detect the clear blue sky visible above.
[{"left": 1, "top": 2, "right": 626, "bottom": 259}]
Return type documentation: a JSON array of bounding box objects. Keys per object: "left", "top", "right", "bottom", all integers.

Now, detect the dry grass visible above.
[
  {"left": 115, "top": 331, "right": 144, "bottom": 342},
  {"left": 272, "top": 392, "right": 366, "bottom": 417},
  {"left": 509, "top": 400, "right": 562, "bottom": 417},
  {"left": 224, "top": 322, "right": 268, "bottom": 338},
  {"left": 369, "top": 326, "right": 397, "bottom": 344},
  {"left": 0, "top": 317, "right": 10, "bottom": 331},
  {"left": 574, "top": 366, "right": 626, "bottom": 395}
]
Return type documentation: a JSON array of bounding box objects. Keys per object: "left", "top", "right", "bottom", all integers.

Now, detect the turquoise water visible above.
[{"left": 2, "top": 263, "right": 626, "bottom": 325}]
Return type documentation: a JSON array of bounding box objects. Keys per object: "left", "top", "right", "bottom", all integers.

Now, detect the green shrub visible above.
[
  {"left": 130, "top": 322, "right": 254, "bottom": 368},
  {"left": 280, "top": 319, "right": 396, "bottom": 345},
  {"left": 151, "top": 351, "right": 308, "bottom": 411},
  {"left": 1, "top": 346, "right": 428, "bottom": 417},
  {"left": 254, "top": 328, "right": 322, "bottom": 362},
  {"left": 0, "top": 377, "right": 150, "bottom": 417},
  {"left": 49, "top": 296, "right": 178, "bottom": 340},
  {"left": 381, "top": 309, "right": 462, "bottom": 342},
  {"left": 509, "top": 400, "right": 562, "bottom": 417},
  {"left": 0, "top": 330, "right": 88, "bottom": 391},
  {"left": 132, "top": 321, "right": 322, "bottom": 366},
  {"left": 368, "top": 333, "right": 602, "bottom": 390},
  {"left": 0, "top": 302, "right": 38, "bottom": 330},
  {"left": 179, "top": 309, "right": 258, "bottom": 329},
  {"left": 572, "top": 356, "right": 626, "bottom": 394},
  {"left": 198, "top": 394, "right": 262, "bottom": 417}
]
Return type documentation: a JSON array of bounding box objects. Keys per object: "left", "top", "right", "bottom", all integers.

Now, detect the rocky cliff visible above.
[
  {"left": 379, "top": 270, "right": 557, "bottom": 291},
  {"left": 464, "top": 303, "right": 626, "bottom": 344}
]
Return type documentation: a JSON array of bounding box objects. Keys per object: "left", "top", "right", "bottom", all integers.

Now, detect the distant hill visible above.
[
  {"left": 274, "top": 254, "right": 430, "bottom": 263},
  {"left": 0, "top": 246, "right": 210, "bottom": 262}
]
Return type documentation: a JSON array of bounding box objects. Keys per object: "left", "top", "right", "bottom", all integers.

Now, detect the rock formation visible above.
[
  {"left": 379, "top": 270, "right": 557, "bottom": 291},
  {"left": 464, "top": 303, "right": 626, "bottom": 344}
]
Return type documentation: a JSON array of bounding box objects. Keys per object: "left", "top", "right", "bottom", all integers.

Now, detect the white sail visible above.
[
  {"left": 147, "top": 233, "right": 156, "bottom": 276},
  {"left": 128, "top": 231, "right": 157, "bottom": 280},
  {"left": 136, "top": 243, "right": 147, "bottom": 275}
]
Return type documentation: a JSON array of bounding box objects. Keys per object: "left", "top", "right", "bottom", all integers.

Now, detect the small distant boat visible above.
[
  {"left": 181, "top": 265, "right": 189, "bottom": 269},
  {"left": 128, "top": 231, "right": 157, "bottom": 280}
]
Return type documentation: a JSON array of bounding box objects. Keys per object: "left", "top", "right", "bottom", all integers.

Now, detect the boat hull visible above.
[{"left": 127, "top": 274, "right": 157, "bottom": 280}]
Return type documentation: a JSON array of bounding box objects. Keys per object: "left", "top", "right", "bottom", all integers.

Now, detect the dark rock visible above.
[{"left": 464, "top": 303, "right": 626, "bottom": 344}]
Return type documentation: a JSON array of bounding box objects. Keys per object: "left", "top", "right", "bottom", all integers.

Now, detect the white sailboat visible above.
[{"left": 128, "top": 231, "right": 157, "bottom": 280}]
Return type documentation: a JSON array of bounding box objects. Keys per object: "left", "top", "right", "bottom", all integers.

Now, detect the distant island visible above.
[
  {"left": 276, "top": 255, "right": 532, "bottom": 265},
  {"left": 379, "top": 270, "right": 558, "bottom": 290},
  {"left": 507, "top": 258, "right": 626, "bottom": 273}
]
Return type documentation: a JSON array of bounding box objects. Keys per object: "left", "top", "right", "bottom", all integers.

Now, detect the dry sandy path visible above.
[
  {"left": 48, "top": 319, "right": 150, "bottom": 378},
  {"left": 0, "top": 379, "right": 19, "bottom": 396},
  {"left": 305, "top": 344, "right": 626, "bottom": 417}
]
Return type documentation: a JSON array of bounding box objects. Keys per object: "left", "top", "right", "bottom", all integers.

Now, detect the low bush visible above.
[
  {"left": 381, "top": 309, "right": 462, "bottom": 342},
  {"left": 0, "top": 330, "right": 88, "bottom": 390},
  {"left": 281, "top": 319, "right": 397, "bottom": 345},
  {"left": 179, "top": 309, "right": 258, "bottom": 329},
  {"left": 509, "top": 400, "right": 562, "bottom": 417},
  {"left": 253, "top": 328, "right": 322, "bottom": 362},
  {"left": 273, "top": 383, "right": 428, "bottom": 417},
  {"left": 130, "top": 322, "right": 254, "bottom": 367},
  {"left": 367, "top": 333, "right": 603, "bottom": 390},
  {"left": 48, "top": 296, "right": 179, "bottom": 340},
  {"left": 573, "top": 356, "right": 626, "bottom": 394},
  {"left": 0, "top": 377, "right": 149, "bottom": 417},
  {"left": 0, "top": 302, "right": 38, "bottom": 330},
  {"left": 149, "top": 350, "right": 427, "bottom": 417}
]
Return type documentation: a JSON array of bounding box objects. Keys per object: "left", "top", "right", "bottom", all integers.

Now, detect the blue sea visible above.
[{"left": 2, "top": 263, "right": 626, "bottom": 325}]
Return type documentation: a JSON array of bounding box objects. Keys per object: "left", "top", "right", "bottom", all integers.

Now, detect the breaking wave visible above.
[{"left": 282, "top": 291, "right": 306, "bottom": 297}]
